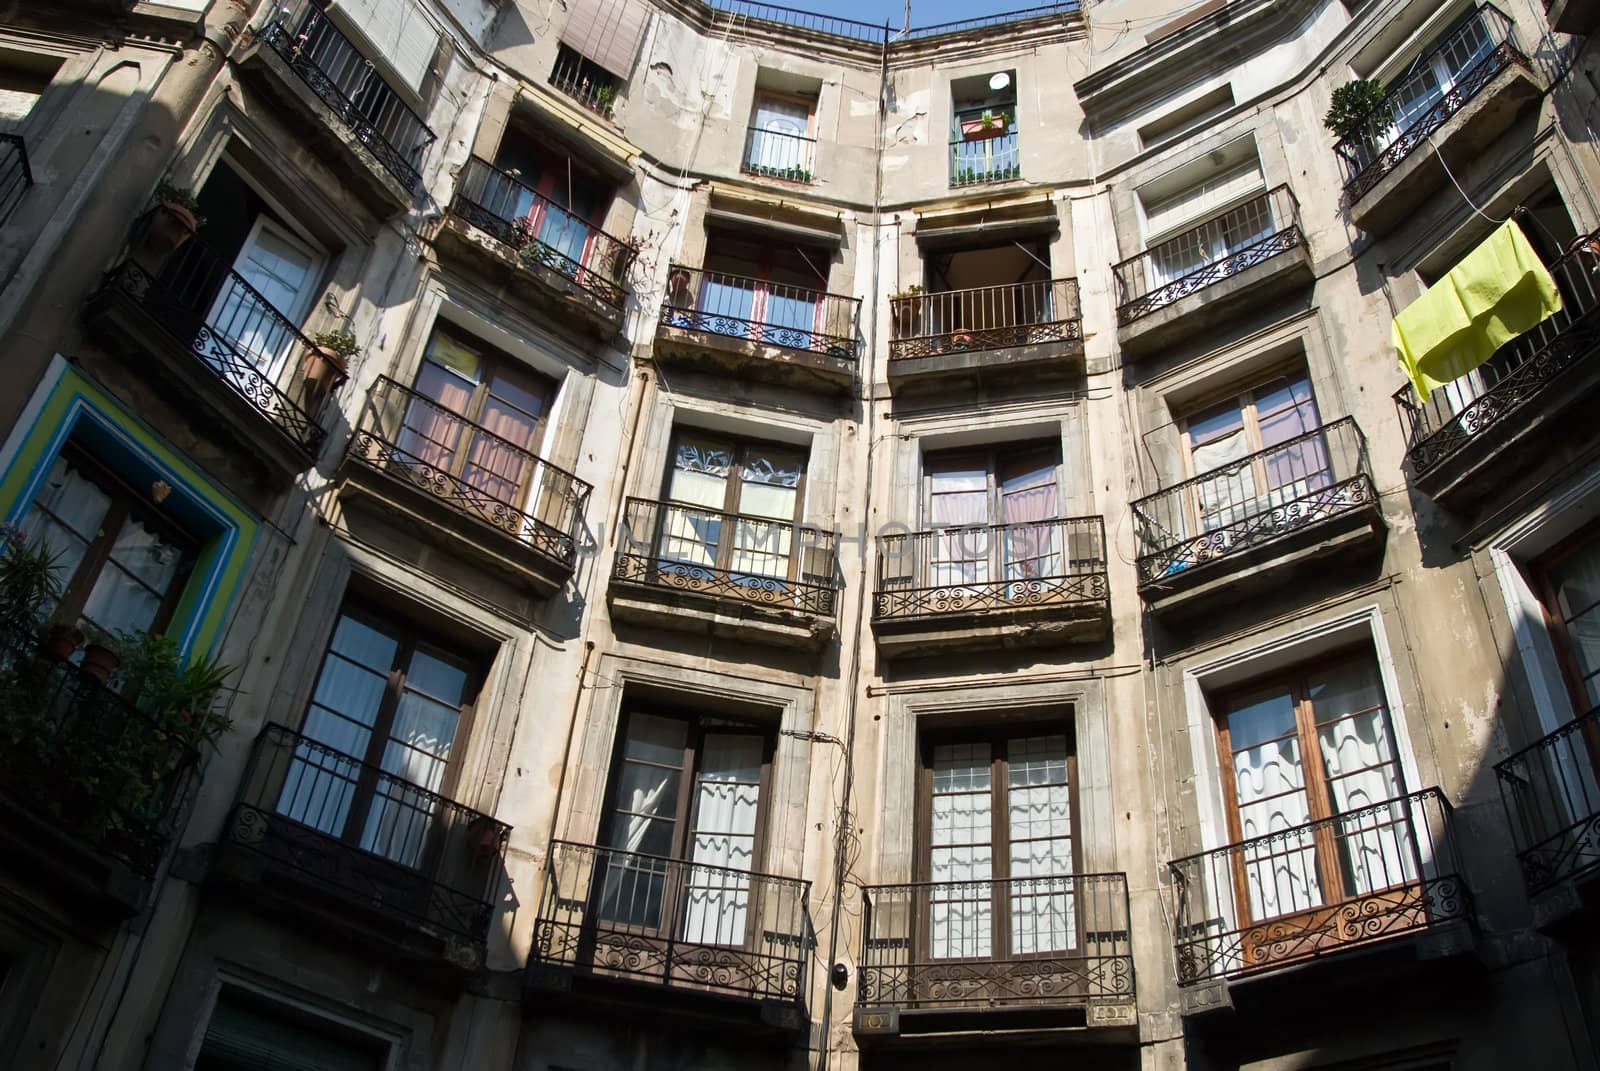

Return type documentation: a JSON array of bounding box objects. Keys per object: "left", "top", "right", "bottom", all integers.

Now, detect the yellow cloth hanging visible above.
[{"left": 1391, "top": 219, "right": 1561, "bottom": 401}]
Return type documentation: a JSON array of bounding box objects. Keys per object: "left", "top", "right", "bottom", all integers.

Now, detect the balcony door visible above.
[
  {"left": 659, "top": 431, "right": 804, "bottom": 590},
  {"left": 700, "top": 234, "right": 828, "bottom": 341},
  {"left": 919, "top": 731, "right": 1080, "bottom": 972},
  {"left": 746, "top": 93, "right": 811, "bottom": 175},
  {"left": 208, "top": 216, "right": 324, "bottom": 384},
  {"left": 492, "top": 127, "right": 612, "bottom": 273},
  {"left": 1380, "top": 13, "right": 1495, "bottom": 154},
  {"left": 923, "top": 442, "right": 1061, "bottom": 593},
  {"left": 1144, "top": 162, "right": 1269, "bottom": 289},
  {"left": 1215, "top": 652, "right": 1415, "bottom": 933},
  {"left": 596, "top": 710, "right": 773, "bottom": 949}
]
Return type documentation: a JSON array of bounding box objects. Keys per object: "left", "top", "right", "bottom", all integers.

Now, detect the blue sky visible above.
[{"left": 764, "top": 0, "right": 1049, "bottom": 31}]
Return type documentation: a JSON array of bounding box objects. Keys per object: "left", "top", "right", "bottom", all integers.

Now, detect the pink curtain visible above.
[{"left": 399, "top": 363, "right": 473, "bottom": 471}]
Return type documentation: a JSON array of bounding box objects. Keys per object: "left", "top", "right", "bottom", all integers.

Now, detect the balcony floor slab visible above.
[
  {"left": 653, "top": 321, "right": 856, "bottom": 394},
  {"left": 887, "top": 336, "right": 1085, "bottom": 392},
  {"left": 607, "top": 580, "right": 837, "bottom": 652},
  {"left": 436, "top": 215, "right": 625, "bottom": 339},
  {"left": 872, "top": 601, "right": 1111, "bottom": 660},
  {"left": 1548, "top": 0, "right": 1600, "bottom": 34}
]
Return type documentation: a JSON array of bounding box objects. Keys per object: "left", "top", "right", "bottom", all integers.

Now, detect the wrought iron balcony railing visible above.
[
  {"left": 450, "top": 156, "right": 633, "bottom": 309},
  {"left": 873, "top": 515, "right": 1108, "bottom": 621},
  {"left": 614, "top": 497, "right": 839, "bottom": 617},
  {"left": 550, "top": 45, "right": 620, "bottom": 121},
  {"left": 659, "top": 263, "right": 860, "bottom": 360},
  {"left": 261, "top": 4, "right": 436, "bottom": 193},
  {"left": 1131, "top": 417, "right": 1375, "bottom": 586},
  {"left": 950, "top": 131, "right": 1019, "bottom": 188},
  {"left": 0, "top": 133, "right": 31, "bottom": 227},
  {"left": 858, "top": 873, "right": 1134, "bottom": 1011},
  {"left": 741, "top": 126, "right": 816, "bottom": 183},
  {"left": 532, "top": 839, "right": 812, "bottom": 1005},
  {"left": 1496, "top": 704, "right": 1600, "bottom": 896},
  {"left": 347, "top": 376, "right": 591, "bottom": 569},
  {"left": 1393, "top": 228, "right": 1600, "bottom": 476},
  {"left": 1333, "top": 5, "right": 1526, "bottom": 203},
  {"left": 889, "top": 278, "right": 1082, "bottom": 361},
  {"left": 99, "top": 220, "right": 329, "bottom": 457},
  {"left": 1114, "top": 185, "right": 1304, "bottom": 326},
  {"left": 0, "top": 628, "right": 199, "bottom": 876},
  {"left": 1170, "top": 788, "right": 1470, "bottom": 984},
  {"left": 224, "top": 723, "right": 510, "bottom": 944}
]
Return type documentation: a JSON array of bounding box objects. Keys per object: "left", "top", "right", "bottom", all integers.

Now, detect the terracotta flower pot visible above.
[
  {"left": 960, "top": 118, "right": 1006, "bottom": 142},
  {"left": 81, "top": 643, "right": 121, "bottom": 684},
  {"left": 892, "top": 298, "right": 923, "bottom": 336},
  {"left": 468, "top": 817, "right": 503, "bottom": 860},
  {"left": 43, "top": 623, "right": 85, "bottom": 661},
  {"left": 667, "top": 269, "right": 692, "bottom": 301},
  {"left": 950, "top": 330, "right": 974, "bottom": 350},
  {"left": 143, "top": 203, "right": 199, "bottom": 256},
  {"left": 301, "top": 344, "right": 348, "bottom": 408}
]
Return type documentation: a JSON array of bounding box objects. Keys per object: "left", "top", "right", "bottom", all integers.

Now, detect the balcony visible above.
[
  {"left": 1495, "top": 704, "right": 1600, "bottom": 927},
  {"left": 87, "top": 220, "right": 331, "bottom": 483},
  {"left": 609, "top": 497, "right": 839, "bottom": 650},
  {"left": 1114, "top": 186, "right": 1311, "bottom": 358},
  {"left": 950, "top": 131, "right": 1019, "bottom": 188},
  {"left": 1132, "top": 418, "right": 1382, "bottom": 618},
  {"left": 245, "top": 3, "right": 436, "bottom": 213},
  {"left": 441, "top": 156, "right": 633, "bottom": 338},
  {"left": 1393, "top": 230, "right": 1600, "bottom": 521},
  {"left": 528, "top": 840, "right": 811, "bottom": 1032},
  {"left": 871, "top": 516, "right": 1110, "bottom": 659},
  {"left": 656, "top": 264, "right": 859, "bottom": 391},
  {"left": 549, "top": 45, "right": 620, "bottom": 122},
  {"left": 339, "top": 377, "right": 591, "bottom": 599},
  {"left": 741, "top": 127, "right": 816, "bottom": 184},
  {"left": 0, "top": 630, "right": 198, "bottom": 917},
  {"left": 1333, "top": 5, "right": 1539, "bottom": 234},
  {"left": 854, "top": 873, "right": 1136, "bottom": 1043},
  {"left": 1170, "top": 789, "right": 1473, "bottom": 1007},
  {"left": 212, "top": 723, "right": 510, "bottom": 974},
  {"left": 0, "top": 133, "right": 31, "bottom": 227},
  {"left": 888, "top": 278, "right": 1083, "bottom": 389}
]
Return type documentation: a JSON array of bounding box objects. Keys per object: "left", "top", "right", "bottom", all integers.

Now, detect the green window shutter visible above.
[{"left": 198, "top": 997, "right": 385, "bottom": 1071}]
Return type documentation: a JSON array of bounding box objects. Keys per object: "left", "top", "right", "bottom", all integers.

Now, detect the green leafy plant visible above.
[
  {"left": 890, "top": 284, "right": 925, "bottom": 301},
  {"left": 155, "top": 181, "right": 207, "bottom": 229},
  {"left": 1325, "top": 79, "right": 1390, "bottom": 141},
  {"left": 0, "top": 525, "right": 63, "bottom": 641},
  {"left": 311, "top": 330, "right": 360, "bottom": 360},
  {"left": 114, "top": 629, "right": 237, "bottom": 752}
]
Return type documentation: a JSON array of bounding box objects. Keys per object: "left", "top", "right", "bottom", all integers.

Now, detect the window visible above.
[
  {"left": 489, "top": 122, "right": 614, "bottom": 270},
  {"left": 1214, "top": 649, "right": 1412, "bottom": 924},
  {"left": 1531, "top": 521, "right": 1600, "bottom": 712},
  {"left": 1379, "top": 9, "right": 1495, "bottom": 153},
  {"left": 20, "top": 447, "right": 198, "bottom": 638},
  {"left": 556, "top": 0, "right": 650, "bottom": 107},
  {"left": 1142, "top": 160, "right": 1270, "bottom": 288},
  {"left": 922, "top": 441, "right": 1062, "bottom": 587},
  {"left": 597, "top": 707, "right": 773, "bottom": 945},
  {"left": 919, "top": 728, "right": 1078, "bottom": 960},
  {"left": 0, "top": 49, "right": 61, "bottom": 129},
  {"left": 550, "top": 44, "right": 623, "bottom": 120},
  {"left": 1137, "top": 84, "right": 1235, "bottom": 149},
  {"left": 197, "top": 990, "right": 386, "bottom": 1071},
  {"left": 950, "top": 70, "right": 1018, "bottom": 187},
  {"left": 687, "top": 231, "right": 831, "bottom": 338},
  {"left": 744, "top": 91, "right": 815, "bottom": 181},
  {"left": 279, "top": 606, "right": 479, "bottom": 867},
  {"left": 1179, "top": 373, "right": 1324, "bottom": 535},
  {"left": 658, "top": 429, "right": 804, "bottom": 585},
  {"left": 396, "top": 324, "right": 556, "bottom": 518}
]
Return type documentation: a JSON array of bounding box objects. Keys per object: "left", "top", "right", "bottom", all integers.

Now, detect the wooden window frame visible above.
[
  {"left": 1530, "top": 518, "right": 1600, "bottom": 718},
  {"left": 659, "top": 427, "right": 808, "bottom": 582},
  {"left": 749, "top": 89, "right": 817, "bottom": 139},
  {"left": 700, "top": 231, "right": 832, "bottom": 331},
  {"left": 920, "top": 440, "right": 1063, "bottom": 529}
]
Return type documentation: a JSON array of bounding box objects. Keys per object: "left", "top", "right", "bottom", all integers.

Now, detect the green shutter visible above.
[{"left": 198, "top": 996, "right": 385, "bottom": 1071}]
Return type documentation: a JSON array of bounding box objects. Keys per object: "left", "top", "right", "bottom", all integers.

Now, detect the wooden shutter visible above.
[
  {"left": 329, "top": 0, "right": 439, "bottom": 95},
  {"left": 560, "top": 0, "right": 651, "bottom": 79}
]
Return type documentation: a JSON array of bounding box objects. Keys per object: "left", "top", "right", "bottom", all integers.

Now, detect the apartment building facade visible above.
[{"left": 1, "top": 0, "right": 1599, "bottom": 1068}]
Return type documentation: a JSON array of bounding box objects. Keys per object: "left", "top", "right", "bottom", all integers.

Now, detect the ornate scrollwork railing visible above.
[
  {"left": 1169, "top": 788, "right": 1470, "bottom": 984},
  {"left": 1393, "top": 228, "right": 1600, "bottom": 476},
  {"left": 1113, "top": 185, "right": 1303, "bottom": 326},
  {"left": 225, "top": 723, "right": 510, "bottom": 945},
  {"left": 450, "top": 156, "right": 634, "bottom": 309},
  {"left": 347, "top": 376, "right": 590, "bottom": 569},
  {"left": 1333, "top": 5, "right": 1526, "bottom": 203},
  {"left": 261, "top": 5, "right": 436, "bottom": 193},
  {"left": 0, "top": 133, "right": 31, "bottom": 227},
  {"left": 532, "top": 840, "right": 813, "bottom": 1005},
  {"left": 658, "top": 263, "right": 860, "bottom": 361},
  {"left": 858, "top": 872, "right": 1134, "bottom": 1010},
  {"left": 873, "top": 515, "right": 1108, "bottom": 621},
  {"left": 1496, "top": 704, "right": 1600, "bottom": 895},
  {"left": 613, "top": 497, "right": 839, "bottom": 617},
  {"left": 1131, "top": 417, "right": 1374, "bottom": 586},
  {"left": 889, "top": 277, "right": 1082, "bottom": 361}
]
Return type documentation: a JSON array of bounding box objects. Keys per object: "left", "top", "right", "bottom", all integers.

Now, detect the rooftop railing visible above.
[
  {"left": 261, "top": 4, "right": 436, "bottom": 193},
  {"left": 696, "top": 0, "right": 1080, "bottom": 42},
  {"left": 532, "top": 839, "right": 812, "bottom": 1006},
  {"left": 1496, "top": 704, "right": 1600, "bottom": 896},
  {"left": 1131, "top": 417, "right": 1375, "bottom": 586},
  {"left": 0, "top": 133, "right": 31, "bottom": 227},
  {"left": 659, "top": 263, "right": 860, "bottom": 361},
  {"left": 1393, "top": 228, "right": 1600, "bottom": 476},
  {"left": 1332, "top": 5, "right": 1525, "bottom": 202},
  {"left": 614, "top": 496, "right": 839, "bottom": 617},
  {"left": 858, "top": 872, "right": 1134, "bottom": 1011},
  {"left": 1114, "top": 185, "right": 1303, "bottom": 325},
  {"left": 874, "top": 515, "right": 1108, "bottom": 621},
  {"left": 1170, "top": 788, "right": 1470, "bottom": 984},
  {"left": 889, "top": 277, "right": 1081, "bottom": 361},
  {"left": 348, "top": 376, "right": 591, "bottom": 570},
  {"left": 741, "top": 127, "right": 817, "bottom": 183},
  {"left": 225, "top": 723, "right": 510, "bottom": 944},
  {"left": 451, "top": 156, "right": 634, "bottom": 309}
]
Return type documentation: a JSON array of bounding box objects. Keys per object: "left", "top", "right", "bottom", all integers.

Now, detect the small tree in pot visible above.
[{"left": 1324, "top": 79, "right": 1390, "bottom": 144}]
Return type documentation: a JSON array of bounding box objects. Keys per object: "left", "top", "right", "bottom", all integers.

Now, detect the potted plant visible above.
[
  {"left": 960, "top": 109, "right": 1008, "bottom": 141},
  {"left": 667, "top": 266, "right": 693, "bottom": 302},
  {"left": 80, "top": 639, "right": 122, "bottom": 684},
  {"left": 116, "top": 630, "right": 236, "bottom": 753},
  {"left": 890, "top": 285, "right": 925, "bottom": 335},
  {"left": 1324, "top": 79, "right": 1389, "bottom": 144},
  {"left": 144, "top": 182, "right": 207, "bottom": 256},
  {"left": 0, "top": 524, "right": 63, "bottom": 643},
  {"left": 303, "top": 330, "right": 358, "bottom": 408},
  {"left": 593, "top": 84, "right": 617, "bottom": 119},
  {"left": 468, "top": 814, "right": 504, "bottom": 859}
]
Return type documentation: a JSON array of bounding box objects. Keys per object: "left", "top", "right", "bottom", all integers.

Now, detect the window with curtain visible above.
[
  {"left": 1532, "top": 522, "right": 1600, "bottom": 713},
  {"left": 20, "top": 447, "right": 198, "bottom": 639},
  {"left": 1143, "top": 160, "right": 1269, "bottom": 287},
  {"left": 396, "top": 325, "right": 556, "bottom": 521},
  {"left": 697, "top": 233, "right": 830, "bottom": 338},
  {"left": 658, "top": 430, "right": 805, "bottom": 586},
  {"left": 1180, "top": 374, "right": 1325, "bottom": 539},
  {"left": 488, "top": 124, "right": 614, "bottom": 271},
  {"left": 1215, "top": 650, "right": 1412, "bottom": 926},
  {"left": 922, "top": 729, "right": 1078, "bottom": 961},
  {"left": 596, "top": 709, "right": 772, "bottom": 947},
  {"left": 277, "top": 606, "right": 478, "bottom": 869},
  {"left": 745, "top": 92, "right": 814, "bottom": 177},
  {"left": 923, "top": 442, "right": 1063, "bottom": 591}
]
